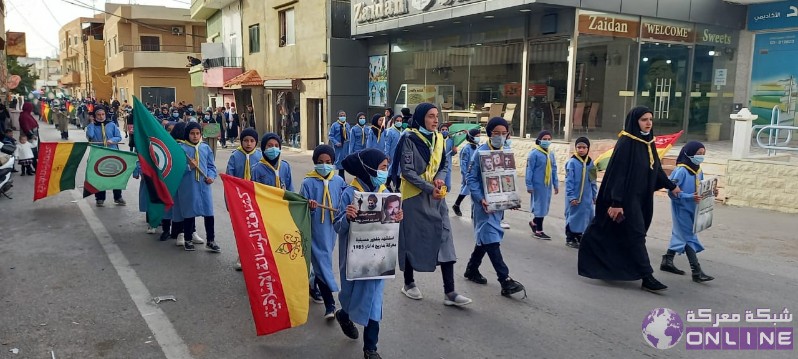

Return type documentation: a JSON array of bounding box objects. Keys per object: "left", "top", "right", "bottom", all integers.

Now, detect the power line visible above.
[
  {"left": 59, "top": 0, "right": 205, "bottom": 39},
  {"left": 41, "top": 0, "right": 63, "bottom": 27},
  {"left": 6, "top": 0, "right": 60, "bottom": 51}
]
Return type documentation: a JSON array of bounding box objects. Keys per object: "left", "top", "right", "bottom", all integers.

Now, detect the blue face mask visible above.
[
  {"left": 358, "top": 118, "right": 366, "bottom": 125},
  {"left": 441, "top": 130, "right": 449, "bottom": 138},
  {"left": 540, "top": 140, "right": 551, "bottom": 148},
  {"left": 264, "top": 147, "right": 281, "bottom": 160},
  {"left": 394, "top": 122, "right": 402, "bottom": 128},
  {"left": 372, "top": 170, "right": 389, "bottom": 188},
  {"left": 505, "top": 139, "right": 513, "bottom": 146},
  {"left": 690, "top": 155, "right": 705, "bottom": 165},
  {"left": 315, "top": 163, "right": 334, "bottom": 177},
  {"left": 172, "top": 113, "right": 179, "bottom": 118},
  {"left": 473, "top": 136, "right": 481, "bottom": 143},
  {"left": 490, "top": 135, "right": 505, "bottom": 148},
  {"left": 338, "top": 116, "right": 346, "bottom": 122},
  {"left": 418, "top": 127, "right": 434, "bottom": 135}
]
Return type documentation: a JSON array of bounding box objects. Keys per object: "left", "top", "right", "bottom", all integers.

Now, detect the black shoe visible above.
[
  {"left": 500, "top": 278, "right": 526, "bottom": 298},
  {"left": 452, "top": 204, "right": 462, "bottom": 216},
  {"left": 641, "top": 275, "right": 668, "bottom": 292},
  {"left": 334, "top": 310, "right": 359, "bottom": 339},
  {"left": 660, "top": 254, "right": 685, "bottom": 275},
  {"left": 565, "top": 240, "right": 580, "bottom": 249},
  {"left": 534, "top": 232, "right": 551, "bottom": 240},
  {"left": 463, "top": 268, "right": 488, "bottom": 284},
  {"left": 363, "top": 350, "right": 382, "bottom": 359},
  {"left": 690, "top": 263, "right": 714, "bottom": 283},
  {"left": 11, "top": 168, "right": 18, "bottom": 173},
  {"left": 184, "top": 242, "right": 196, "bottom": 251},
  {"left": 114, "top": 198, "right": 127, "bottom": 206},
  {"left": 158, "top": 232, "right": 170, "bottom": 241},
  {"left": 19, "top": 172, "right": 25, "bottom": 176},
  {"left": 205, "top": 241, "right": 221, "bottom": 253},
  {"left": 528, "top": 221, "right": 536, "bottom": 232},
  {"left": 310, "top": 288, "right": 323, "bottom": 304}
]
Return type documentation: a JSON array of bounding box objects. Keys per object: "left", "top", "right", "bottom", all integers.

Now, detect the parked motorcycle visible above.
[{"left": 0, "top": 142, "right": 16, "bottom": 199}]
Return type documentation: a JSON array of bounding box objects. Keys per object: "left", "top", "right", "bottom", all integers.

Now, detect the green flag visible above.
[
  {"left": 82, "top": 145, "right": 138, "bottom": 197},
  {"left": 132, "top": 96, "right": 188, "bottom": 228},
  {"left": 449, "top": 123, "right": 480, "bottom": 147}
]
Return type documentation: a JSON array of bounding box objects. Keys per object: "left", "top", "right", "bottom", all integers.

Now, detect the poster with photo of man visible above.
[
  {"left": 693, "top": 177, "right": 717, "bottom": 234},
  {"left": 347, "top": 191, "right": 401, "bottom": 280},
  {"left": 479, "top": 150, "right": 521, "bottom": 211}
]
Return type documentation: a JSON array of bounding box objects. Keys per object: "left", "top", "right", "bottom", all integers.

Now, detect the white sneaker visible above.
[
  {"left": 234, "top": 257, "right": 242, "bottom": 271},
  {"left": 501, "top": 221, "right": 511, "bottom": 229},
  {"left": 146, "top": 227, "right": 157, "bottom": 234},
  {"left": 175, "top": 233, "right": 185, "bottom": 246},
  {"left": 401, "top": 284, "right": 423, "bottom": 300},
  {"left": 191, "top": 232, "right": 205, "bottom": 244},
  {"left": 444, "top": 292, "right": 473, "bottom": 307}
]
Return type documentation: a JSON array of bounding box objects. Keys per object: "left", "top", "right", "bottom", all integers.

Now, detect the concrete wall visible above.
[
  {"left": 328, "top": 37, "right": 369, "bottom": 144},
  {"left": 724, "top": 158, "right": 798, "bottom": 214}
]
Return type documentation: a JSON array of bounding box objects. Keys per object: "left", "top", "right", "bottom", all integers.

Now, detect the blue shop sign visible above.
[{"left": 748, "top": 0, "right": 798, "bottom": 30}]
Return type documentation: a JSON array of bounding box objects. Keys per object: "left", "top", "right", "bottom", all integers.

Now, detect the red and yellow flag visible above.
[
  {"left": 34, "top": 142, "right": 89, "bottom": 201},
  {"left": 595, "top": 130, "right": 683, "bottom": 171},
  {"left": 40, "top": 102, "right": 49, "bottom": 123},
  {"left": 221, "top": 174, "right": 312, "bottom": 336}
]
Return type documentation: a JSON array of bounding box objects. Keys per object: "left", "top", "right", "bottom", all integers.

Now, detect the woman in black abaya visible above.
[{"left": 577, "top": 106, "right": 682, "bottom": 292}]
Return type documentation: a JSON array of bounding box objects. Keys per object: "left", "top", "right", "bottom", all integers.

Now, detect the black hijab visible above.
[
  {"left": 170, "top": 122, "right": 186, "bottom": 140},
  {"left": 342, "top": 148, "right": 388, "bottom": 191},
  {"left": 371, "top": 114, "right": 383, "bottom": 138},
  {"left": 624, "top": 106, "right": 654, "bottom": 141},
  {"left": 676, "top": 141, "right": 705, "bottom": 172},
  {"left": 184, "top": 122, "right": 202, "bottom": 142},
  {"left": 389, "top": 103, "right": 445, "bottom": 184},
  {"left": 466, "top": 128, "right": 481, "bottom": 148},
  {"left": 572, "top": 136, "right": 593, "bottom": 165},
  {"left": 313, "top": 144, "right": 336, "bottom": 164}
]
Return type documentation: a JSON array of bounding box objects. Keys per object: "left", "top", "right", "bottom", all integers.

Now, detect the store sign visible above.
[
  {"left": 641, "top": 20, "right": 695, "bottom": 42},
  {"left": 578, "top": 14, "right": 639, "bottom": 39},
  {"left": 697, "top": 26, "right": 734, "bottom": 46},
  {"left": 353, "top": 0, "right": 485, "bottom": 24},
  {"left": 748, "top": 0, "right": 798, "bottom": 31}
]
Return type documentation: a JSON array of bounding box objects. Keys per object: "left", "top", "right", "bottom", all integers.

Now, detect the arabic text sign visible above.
[
  {"left": 748, "top": 0, "right": 798, "bottom": 30},
  {"left": 346, "top": 191, "right": 401, "bottom": 280}
]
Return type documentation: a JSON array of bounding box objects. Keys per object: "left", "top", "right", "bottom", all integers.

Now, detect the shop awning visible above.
[{"left": 223, "top": 70, "right": 263, "bottom": 89}]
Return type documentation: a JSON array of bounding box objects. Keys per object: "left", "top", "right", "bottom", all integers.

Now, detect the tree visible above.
[{"left": 7, "top": 56, "right": 39, "bottom": 95}]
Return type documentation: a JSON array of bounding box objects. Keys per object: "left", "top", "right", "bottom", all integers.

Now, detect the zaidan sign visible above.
[
  {"left": 354, "top": 0, "right": 484, "bottom": 24},
  {"left": 578, "top": 14, "right": 640, "bottom": 39}
]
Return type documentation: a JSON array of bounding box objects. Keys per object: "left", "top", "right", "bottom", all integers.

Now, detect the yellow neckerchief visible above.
[
  {"left": 305, "top": 170, "right": 335, "bottom": 223},
  {"left": 356, "top": 124, "right": 366, "bottom": 145},
  {"left": 181, "top": 140, "right": 202, "bottom": 181},
  {"left": 534, "top": 145, "right": 552, "bottom": 186},
  {"left": 100, "top": 122, "right": 107, "bottom": 146},
  {"left": 259, "top": 157, "right": 282, "bottom": 188},
  {"left": 236, "top": 146, "right": 257, "bottom": 180},
  {"left": 400, "top": 129, "right": 443, "bottom": 200},
  {"left": 619, "top": 130, "right": 655, "bottom": 169},
  {"left": 573, "top": 153, "right": 589, "bottom": 203},
  {"left": 340, "top": 121, "right": 348, "bottom": 141},
  {"left": 350, "top": 178, "right": 386, "bottom": 193},
  {"left": 374, "top": 125, "right": 383, "bottom": 143},
  {"left": 676, "top": 164, "right": 701, "bottom": 192}
]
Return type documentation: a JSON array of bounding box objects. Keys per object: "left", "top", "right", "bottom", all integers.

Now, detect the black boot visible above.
[
  {"left": 641, "top": 275, "right": 668, "bottom": 292},
  {"left": 660, "top": 250, "right": 685, "bottom": 275},
  {"left": 463, "top": 267, "right": 487, "bottom": 284},
  {"left": 685, "top": 246, "right": 714, "bottom": 283}
]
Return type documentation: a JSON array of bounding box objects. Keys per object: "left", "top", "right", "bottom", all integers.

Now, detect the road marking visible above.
[{"left": 73, "top": 191, "right": 193, "bottom": 359}]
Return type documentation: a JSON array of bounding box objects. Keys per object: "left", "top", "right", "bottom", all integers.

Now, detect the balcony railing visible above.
[
  {"left": 119, "top": 45, "right": 200, "bottom": 53},
  {"left": 203, "top": 57, "right": 242, "bottom": 69}
]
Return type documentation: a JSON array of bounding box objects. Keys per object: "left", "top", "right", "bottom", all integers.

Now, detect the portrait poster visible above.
[
  {"left": 479, "top": 150, "right": 521, "bottom": 211},
  {"left": 346, "top": 191, "right": 401, "bottom": 280},
  {"left": 368, "top": 55, "right": 388, "bottom": 107},
  {"left": 693, "top": 177, "right": 717, "bottom": 234}
]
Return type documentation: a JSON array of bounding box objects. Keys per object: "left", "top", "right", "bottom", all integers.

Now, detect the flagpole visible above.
[
  {"left": 316, "top": 203, "right": 338, "bottom": 212},
  {"left": 184, "top": 152, "right": 210, "bottom": 180}
]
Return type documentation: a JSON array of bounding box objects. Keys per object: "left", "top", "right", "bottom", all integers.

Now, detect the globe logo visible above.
[{"left": 642, "top": 308, "right": 684, "bottom": 349}]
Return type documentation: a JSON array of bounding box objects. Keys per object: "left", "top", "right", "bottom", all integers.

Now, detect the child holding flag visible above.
[
  {"left": 301, "top": 145, "right": 346, "bottom": 319},
  {"left": 85, "top": 106, "right": 126, "bottom": 207},
  {"left": 525, "top": 130, "right": 558, "bottom": 240},
  {"left": 564, "top": 137, "right": 598, "bottom": 249},
  {"left": 660, "top": 141, "right": 715, "bottom": 283},
  {"left": 174, "top": 122, "right": 219, "bottom": 252},
  {"left": 226, "top": 128, "right": 261, "bottom": 270},
  {"left": 333, "top": 149, "right": 402, "bottom": 359}
]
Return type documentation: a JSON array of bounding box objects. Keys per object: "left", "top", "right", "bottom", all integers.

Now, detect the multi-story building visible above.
[
  {"left": 104, "top": 3, "right": 206, "bottom": 106},
  {"left": 33, "top": 58, "right": 60, "bottom": 93},
  {"left": 59, "top": 15, "right": 112, "bottom": 100}
]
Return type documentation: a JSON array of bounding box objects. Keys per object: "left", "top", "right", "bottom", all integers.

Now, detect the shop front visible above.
[{"left": 353, "top": 0, "right": 744, "bottom": 142}]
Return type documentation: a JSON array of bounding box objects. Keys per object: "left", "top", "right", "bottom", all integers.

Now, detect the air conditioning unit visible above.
[{"left": 171, "top": 26, "right": 184, "bottom": 36}]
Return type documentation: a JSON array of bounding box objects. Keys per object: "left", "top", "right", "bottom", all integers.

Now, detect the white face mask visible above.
[{"left": 640, "top": 131, "right": 650, "bottom": 136}]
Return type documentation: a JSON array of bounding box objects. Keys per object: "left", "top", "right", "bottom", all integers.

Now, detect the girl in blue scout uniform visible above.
[
  {"left": 251, "top": 133, "right": 293, "bottom": 191},
  {"left": 660, "top": 141, "right": 715, "bottom": 283},
  {"left": 564, "top": 137, "right": 598, "bottom": 249},
  {"left": 333, "top": 149, "right": 403, "bottom": 359},
  {"left": 465, "top": 117, "right": 525, "bottom": 298},
  {"left": 383, "top": 114, "right": 404, "bottom": 191},
  {"left": 439, "top": 122, "right": 456, "bottom": 189},
  {"left": 174, "top": 122, "right": 220, "bottom": 253},
  {"left": 451, "top": 128, "right": 481, "bottom": 216},
  {"left": 367, "top": 114, "right": 387, "bottom": 153},
  {"left": 349, "top": 112, "right": 371, "bottom": 154},
  {"left": 525, "top": 130, "right": 559, "bottom": 240},
  {"left": 226, "top": 128, "right": 261, "bottom": 270},
  {"left": 329, "top": 110, "right": 351, "bottom": 179},
  {"left": 86, "top": 106, "right": 126, "bottom": 206},
  {"left": 301, "top": 145, "right": 346, "bottom": 319}
]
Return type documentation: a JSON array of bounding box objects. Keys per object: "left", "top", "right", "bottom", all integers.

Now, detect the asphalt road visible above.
[{"left": 1, "top": 123, "right": 796, "bottom": 358}]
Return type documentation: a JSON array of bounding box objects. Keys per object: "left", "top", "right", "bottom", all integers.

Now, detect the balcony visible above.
[
  {"left": 190, "top": 0, "right": 237, "bottom": 20},
  {"left": 61, "top": 71, "right": 81, "bottom": 85},
  {"left": 202, "top": 57, "right": 243, "bottom": 88},
  {"left": 107, "top": 45, "right": 201, "bottom": 74}
]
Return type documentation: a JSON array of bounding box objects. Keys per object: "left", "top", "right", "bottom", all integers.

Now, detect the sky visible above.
[{"left": 5, "top": 0, "right": 190, "bottom": 59}]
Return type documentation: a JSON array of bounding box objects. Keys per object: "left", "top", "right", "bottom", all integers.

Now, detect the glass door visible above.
[
  {"left": 637, "top": 43, "right": 690, "bottom": 135},
  {"left": 526, "top": 38, "right": 570, "bottom": 139}
]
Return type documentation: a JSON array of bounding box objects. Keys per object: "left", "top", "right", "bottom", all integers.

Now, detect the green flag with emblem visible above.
[{"left": 82, "top": 145, "right": 138, "bottom": 197}]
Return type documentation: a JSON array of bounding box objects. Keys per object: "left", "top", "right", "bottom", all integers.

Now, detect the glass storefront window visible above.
[
  {"left": 525, "top": 38, "right": 570, "bottom": 139},
  {"left": 689, "top": 43, "right": 737, "bottom": 140},
  {"left": 637, "top": 42, "right": 691, "bottom": 135}
]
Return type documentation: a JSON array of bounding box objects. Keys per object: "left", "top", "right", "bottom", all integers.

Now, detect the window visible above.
[
  {"left": 279, "top": 8, "right": 295, "bottom": 46},
  {"left": 113, "top": 36, "right": 118, "bottom": 54},
  {"left": 248, "top": 24, "right": 260, "bottom": 53},
  {"left": 140, "top": 36, "right": 160, "bottom": 51}
]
